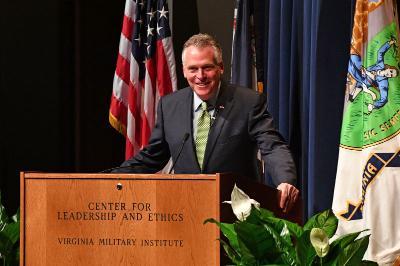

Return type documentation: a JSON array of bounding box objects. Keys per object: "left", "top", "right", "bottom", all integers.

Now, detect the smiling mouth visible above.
[{"left": 195, "top": 82, "right": 210, "bottom": 87}]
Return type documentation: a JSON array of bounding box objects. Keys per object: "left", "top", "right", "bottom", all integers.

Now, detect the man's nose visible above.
[{"left": 196, "top": 68, "right": 206, "bottom": 79}]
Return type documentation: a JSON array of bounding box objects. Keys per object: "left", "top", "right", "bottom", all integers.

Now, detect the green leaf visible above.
[
  {"left": 303, "top": 209, "right": 338, "bottom": 238},
  {"left": 264, "top": 221, "right": 296, "bottom": 265},
  {"left": 237, "top": 235, "right": 258, "bottom": 265},
  {"left": 219, "top": 238, "right": 241, "bottom": 265},
  {"left": 11, "top": 209, "right": 20, "bottom": 223},
  {"left": 0, "top": 222, "right": 19, "bottom": 255},
  {"left": 295, "top": 230, "right": 317, "bottom": 266},
  {"left": 330, "top": 230, "right": 364, "bottom": 250},
  {"left": 2, "top": 221, "right": 20, "bottom": 246},
  {"left": 241, "top": 207, "right": 264, "bottom": 225},
  {"left": 235, "top": 221, "right": 279, "bottom": 262},
  {"left": 262, "top": 216, "right": 303, "bottom": 239},
  {"left": 324, "top": 230, "right": 369, "bottom": 265},
  {"left": 261, "top": 219, "right": 292, "bottom": 245},
  {"left": 262, "top": 223, "right": 297, "bottom": 266},
  {"left": 204, "top": 218, "right": 240, "bottom": 253},
  {"left": 278, "top": 222, "right": 292, "bottom": 245},
  {"left": 336, "top": 235, "right": 371, "bottom": 265},
  {"left": 0, "top": 192, "right": 10, "bottom": 231},
  {"left": 257, "top": 207, "right": 276, "bottom": 219},
  {"left": 0, "top": 233, "right": 11, "bottom": 254},
  {"left": 4, "top": 246, "right": 19, "bottom": 266}
]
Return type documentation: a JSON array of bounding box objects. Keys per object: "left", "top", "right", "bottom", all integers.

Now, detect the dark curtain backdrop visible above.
[
  {"left": 262, "top": 0, "right": 354, "bottom": 218},
  {"left": 232, "top": 0, "right": 355, "bottom": 218}
]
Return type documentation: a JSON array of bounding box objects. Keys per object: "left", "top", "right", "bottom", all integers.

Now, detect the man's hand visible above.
[{"left": 277, "top": 183, "right": 299, "bottom": 213}]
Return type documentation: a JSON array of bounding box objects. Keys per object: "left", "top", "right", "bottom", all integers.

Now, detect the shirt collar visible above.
[{"left": 193, "top": 82, "right": 221, "bottom": 112}]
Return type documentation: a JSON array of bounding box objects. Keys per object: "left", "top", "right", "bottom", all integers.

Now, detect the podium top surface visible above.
[{"left": 22, "top": 172, "right": 223, "bottom": 180}]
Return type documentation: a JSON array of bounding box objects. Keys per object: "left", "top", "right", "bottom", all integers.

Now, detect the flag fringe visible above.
[{"left": 109, "top": 112, "right": 127, "bottom": 136}]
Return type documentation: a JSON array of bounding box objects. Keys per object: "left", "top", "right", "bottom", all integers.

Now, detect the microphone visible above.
[
  {"left": 101, "top": 133, "right": 190, "bottom": 174},
  {"left": 168, "top": 133, "right": 190, "bottom": 174}
]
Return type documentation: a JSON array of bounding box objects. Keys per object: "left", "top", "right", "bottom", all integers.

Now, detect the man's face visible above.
[{"left": 182, "top": 46, "right": 224, "bottom": 101}]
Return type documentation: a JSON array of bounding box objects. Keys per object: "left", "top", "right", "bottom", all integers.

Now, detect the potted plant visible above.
[
  {"left": 0, "top": 192, "right": 19, "bottom": 266},
  {"left": 205, "top": 185, "right": 377, "bottom": 265}
]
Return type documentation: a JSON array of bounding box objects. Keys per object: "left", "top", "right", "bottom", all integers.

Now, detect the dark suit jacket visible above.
[{"left": 117, "top": 83, "right": 296, "bottom": 186}]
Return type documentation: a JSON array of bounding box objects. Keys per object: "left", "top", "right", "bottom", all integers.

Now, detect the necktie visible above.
[{"left": 195, "top": 102, "right": 211, "bottom": 169}]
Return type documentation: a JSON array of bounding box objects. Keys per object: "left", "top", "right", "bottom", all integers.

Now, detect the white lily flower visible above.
[
  {"left": 310, "top": 228, "right": 330, "bottom": 258},
  {"left": 223, "top": 184, "right": 260, "bottom": 221}
]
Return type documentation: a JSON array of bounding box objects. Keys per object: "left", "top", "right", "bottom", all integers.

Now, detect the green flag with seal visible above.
[{"left": 332, "top": 0, "right": 400, "bottom": 264}]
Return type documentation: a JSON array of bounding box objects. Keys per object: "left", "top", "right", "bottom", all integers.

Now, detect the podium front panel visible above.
[{"left": 21, "top": 173, "right": 220, "bottom": 266}]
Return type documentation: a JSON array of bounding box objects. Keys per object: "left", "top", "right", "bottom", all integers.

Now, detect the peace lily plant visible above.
[
  {"left": 205, "top": 185, "right": 377, "bottom": 266},
  {"left": 0, "top": 192, "right": 19, "bottom": 266}
]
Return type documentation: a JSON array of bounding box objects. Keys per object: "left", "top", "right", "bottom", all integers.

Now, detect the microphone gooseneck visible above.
[{"left": 168, "top": 133, "right": 190, "bottom": 174}]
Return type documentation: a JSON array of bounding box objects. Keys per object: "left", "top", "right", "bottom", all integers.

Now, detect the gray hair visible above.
[{"left": 182, "top": 33, "right": 223, "bottom": 66}]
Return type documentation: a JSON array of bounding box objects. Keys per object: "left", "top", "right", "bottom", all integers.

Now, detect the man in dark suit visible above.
[{"left": 115, "top": 33, "right": 299, "bottom": 212}]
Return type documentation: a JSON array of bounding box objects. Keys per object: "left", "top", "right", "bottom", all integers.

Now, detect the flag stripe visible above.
[
  {"left": 115, "top": 54, "right": 131, "bottom": 86},
  {"left": 122, "top": 15, "right": 134, "bottom": 41},
  {"left": 112, "top": 73, "right": 129, "bottom": 105},
  {"left": 110, "top": 95, "right": 128, "bottom": 128},
  {"left": 118, "top": 34, "right": 132, "bottom": 62},
  {"left": 160, "top": 38, "right": 177, "bottom": 91},
  {"left": 123, "top": 0, "right": 136, "bottom": 21},
  {"left": 156, "top": 39, "right": 174, "bottom": 95}
]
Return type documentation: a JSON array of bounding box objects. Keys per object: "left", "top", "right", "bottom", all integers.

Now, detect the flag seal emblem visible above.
[{"left": 342, "top": 23, "right": 400, "bottom": 150}]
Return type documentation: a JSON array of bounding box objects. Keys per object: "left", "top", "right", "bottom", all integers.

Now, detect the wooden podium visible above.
[{"left": 20, "top": 172, "right": 302, "bottom": 266}]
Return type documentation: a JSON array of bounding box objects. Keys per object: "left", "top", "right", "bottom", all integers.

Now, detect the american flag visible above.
[{"left": 109, "top": 0, "right": 177, "bottom": 159}]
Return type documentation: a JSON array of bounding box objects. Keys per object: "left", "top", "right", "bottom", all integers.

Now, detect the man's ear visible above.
[{"left": 219, "top": 63, "right": 224, "bottom": 74}]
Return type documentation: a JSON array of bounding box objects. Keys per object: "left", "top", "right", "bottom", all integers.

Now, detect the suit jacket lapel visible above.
[{"left": 202, "top": 83, "right": 234, "bottom": 170}]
